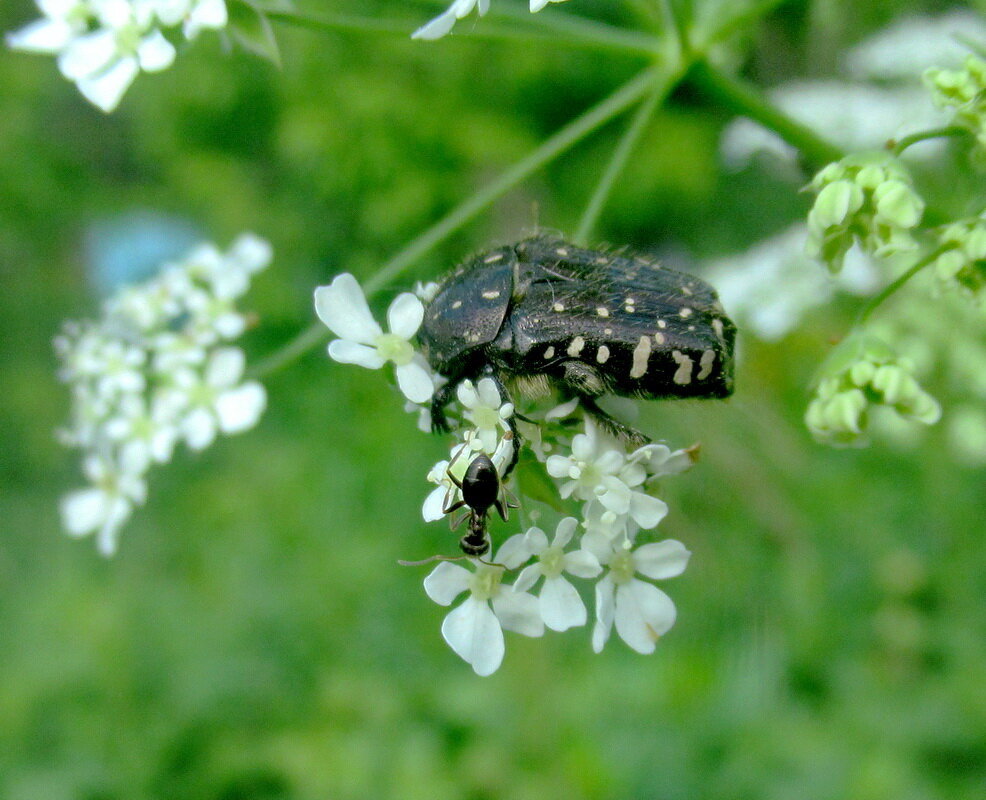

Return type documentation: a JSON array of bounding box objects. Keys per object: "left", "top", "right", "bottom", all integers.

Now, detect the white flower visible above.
[
  {"left": 546, "top": 419, "right": 627, "bottom": 507},
  {"left": 60, "top": 455, "right": 147, "bottom": 556},
  {"left": 314, "top": 273, "right": 434, "bottom": 404},
  {"left": 514, "top": 518, "right": 601, "bottom": 631},
  {"left": 424, "top": 536, "right": 543, "bottom": 676},
  {"left": 457, "top": 377, "right": 513, "bottom": 454},
  {"left": 169, "top": 346, "right": 266, "bottom": 450},
  {"left": 103, "top": 392, "right": 180, "bottom": 472},
  {"left": 592, "top": 540, "right": 690, "bottom": 654},
  {"left": 56, "top": 1, "right": 176, "bottom": 113},
  {"left": 7, "top": 0, "right": 231, "bottom": 113}
]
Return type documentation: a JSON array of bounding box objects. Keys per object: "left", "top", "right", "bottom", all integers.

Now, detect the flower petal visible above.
[
  {"left": 477, "top": 377, "right": 501, "bottom": 408},
  {"left": 492, "top": 590, "right": 544, "bottom": 637},
  {"left": 60, "top": 487, "right": 108, "bottom": 537},
  {"left": 563, "top": 549, "right": 602, "bottom": 579},
  {"left": 6, "top": 18, "right": 76, "bottom": 53},
  {"left": 552, "top": 516, "right": 578, "bottom": 548},
  {"left": 633, "top": 540, "right": 691, "bottom": 580},
  {"left": 411, "top": 9, "right": 458, "bottom": 40},
  {"left": 76, "top": 56, "right": 140, "bottom": 113},
  {"left": 591, "top": 574, "right": 615, "bottom": 653},
  {"left": 495, "top": 533, "right": 531, "bottom": 569},
  {"left": 386, "top": 292, "right": 424, "bottom": 339},
  {"left": 184, "top": 0, "right": 229, "bottom": 38},
  {"left": 524, "top": 526, "right": 549, "bottom": 554},
  {"left": 442, "top": 597, "right": 504, "bottom": 676},
  {"left": 215, "top": 382, "right": 266, "bottom": 434},
  {"left": 137, "top": 29, "right": 176, "bottom": 72},
  {"left": 327, "top": 340, "right": 385, "bottom": 369},
  {"left": 614, "top": 580, "right": 677, "bottom": 654},
  {"left": 58, "top": 29, "right": 116, "bottom": 80},
  {"left": 513, "top": 564, "right": 541, "bottom": 594},
  {"left": 539, "top": 576, "right": 586, "bottom": 631},
  {"left": 422, "top": 485, "right": 449, "bottom": 522},
  {"left": 182, "top": 407, "right": 217, "bottom": 450},
  {"left": 313, "top": 274, "right": 382, "bottom": 343},
  {"left": 629, "top": 491, "right": 669, "bottom": 529},
  {"left": 424, "top": 562, "right": 472, "bottom": 605},
  {"left": 206, "top": 347, "right": 246, "bottom": 387},
  {"left": 395, "top": 360, "right": 434, "bottom": 403}
]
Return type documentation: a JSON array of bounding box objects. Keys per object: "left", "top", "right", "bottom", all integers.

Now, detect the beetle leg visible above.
[
  {"left": 580, "top": 396, "right": 650, "bottom": 448},
  {"left": 430, "top": 379, "right": 459, "bottom": 434},
  {"left": 480, "top": 368, "right": 521, "bottom": 479}
]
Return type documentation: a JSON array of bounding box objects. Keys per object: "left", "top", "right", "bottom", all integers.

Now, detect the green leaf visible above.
[{"left": 515, "top": 451, "right": 566, "bottom": 514}]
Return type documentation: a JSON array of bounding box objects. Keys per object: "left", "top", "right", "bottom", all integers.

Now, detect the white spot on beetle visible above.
[
  {"left": 654, "top": 332, "right": 666, "bottom": 345},
  {"left": 555, "top": 247, "right": 569, "bottom": 257},
  {"left": 451, "top": 300, "right": 462, "bottom": 309},
  {"left": 657, "top": 319, "right": 667, "bottom": 329},
  {"left": 604, "top": 328, "right": 613, "bottom": 336},
  {"left": 544, "top": 346, "right": 555, "bottom": 359},
  {"left": 712, "top": 318, "right": 724, "bottom": 340},
  {"left": 596, "top": 307, "right": 610, "bottom": 317},
  {"left": 596, "top": 345, "right": 610, "bottom": 364},
  {"left": 630, "top": 335, "right": 651, "bottom": 379},
  {"left": 681, "top": 286, "right": 693, "bottom": 296},
  {"left": 484, "top": 253, "right": 504, "bottom": 263},
  {"left": 697, "top": 350, "right": 715, "bottom": 380},
  {"left": 482, "top": 290, "right": 501, "bottom": 299},
  {"left": 567, "top": 336, "right": 586, "bottom": 357},
  {"left": 594, "top": 256, "right": 608, "bottom": 265},
  {"left": 553, "top": 302, "right": 565, "bottom": 312},
  {"left": 680, "top": 307, "right": 693, "bottom": 319},
  {"left": 687, "top": 325, "right": 696, "bottom": 331},
  {"left": 672, "top": 350, "right": 693, "bottom": 385}
]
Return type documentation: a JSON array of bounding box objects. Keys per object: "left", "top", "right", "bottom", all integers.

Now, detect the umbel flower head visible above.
[
  {"left": 6, "top": 0, "right": 229, "bottom": 112},
  {"left": 316, "top": 272, "right": 700, "bottom": 675},
  {"left": 57, "top": 232, "right": 271, "bottom": 555},
  {"left": 805, "top": 332, "right": 941, "bottom": 447},
  {"left": 805, "top": 152, "right": 925, "bottom": 273},
  {"left": 924, "top": 54, "right": 986, "bottom": 163}
]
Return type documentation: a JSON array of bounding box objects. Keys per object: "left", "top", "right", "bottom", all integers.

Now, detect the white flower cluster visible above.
[
  {"left": 6, "top": 0, "right": 228, "bottom": 112},
  {"left": 57, "top": 233, "right": 271, "bottom": 555},
  {"left": 425, "top": 411, "right": 696, "bottom": 675},
  {"left": 412, "top": 0, "right": 570, "bottom": 41},
  {"left": 313, "top": 277, "right": 698, "bottom": 675}
]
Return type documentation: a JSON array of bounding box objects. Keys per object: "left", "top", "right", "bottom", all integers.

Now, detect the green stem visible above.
[
  {"left": 890, "top": 125, "right": 971, "bottom": 156},
  {"left": 857, "top": 245, "right": 947, "bottom": 325},
  {"left": 687, "top": 61, "right": 846, "bottom": 169},
  {"left": 248, "top": 66, "right": 666, "bottom": 379},
  {"left": 485, "top": 4, "right": 661, "bottom": 54},
  {"left": 575, "top": 80, "right": 667, "bottom": 244},
  {"left": 262, "top": 9, "right": 413, "bottom": 36}
]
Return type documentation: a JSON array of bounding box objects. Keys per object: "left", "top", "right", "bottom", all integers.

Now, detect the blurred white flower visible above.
[
  {"left": 314, "top": 273, "right": 435, "bottom": 404},
  {"left": 6, "top": 0, "right": 230, "bottom": 112},
  {"left": 56, "top": 233, "right": 270, "bottom": 554},
  {"left": 703, "top": 223, "right": 879, "bottom": 340},
  {"left": 60, "top": 455, "right": 147, "bottom": 556},
  {"left": 592, "top": 539, "right": 690, "bottom": 654},
  {"left": 514, "top": 517, "right": 601, "bottom": 631},
  {"left": 424, "top": 537, "right": 542, "bottom": 676},
  {"left": 168, "top": 347, "right": 266, "bottom": 450}
]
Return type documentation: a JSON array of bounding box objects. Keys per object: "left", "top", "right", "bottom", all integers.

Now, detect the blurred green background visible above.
[{"left": 1, "top": 1, "right": 984, "bottom": 798}]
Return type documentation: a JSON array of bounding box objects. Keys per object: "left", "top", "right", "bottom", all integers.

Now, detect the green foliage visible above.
[{"left": 1, "top": 0, "right": 985, "bottom": 798}]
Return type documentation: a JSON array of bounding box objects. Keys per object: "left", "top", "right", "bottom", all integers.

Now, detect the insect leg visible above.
[
  {"left": 481, "top": 368, "right": 521, "bottom": 479},
  {"left": 580, "top": 396, "right": 650, "bottom": 448}
]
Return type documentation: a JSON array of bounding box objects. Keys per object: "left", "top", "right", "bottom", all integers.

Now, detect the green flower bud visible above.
[
  {"left": 873, "top": 180, "right": 924, "bottom": 228},
  {"left": 933, "top": 212, "right": 986, "bottom": 301}
]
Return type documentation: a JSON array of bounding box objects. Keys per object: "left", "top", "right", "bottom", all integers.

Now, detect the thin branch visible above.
[
  {"left": 889, "top": 125, "right": 972, "bottom": 156},
  {"left": 857, "top": 245, "right": 948, "bottom": 325},
  {"left": 575, "top": 78, "right": 668, "bottom": 244}
]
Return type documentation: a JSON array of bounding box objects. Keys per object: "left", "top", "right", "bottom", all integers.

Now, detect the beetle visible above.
[
  {"left": 417, "top": 236, "right": 737, "bottom": 473},
  {"left": 442, "top": 452, "right": 514, "bottom": 557}
]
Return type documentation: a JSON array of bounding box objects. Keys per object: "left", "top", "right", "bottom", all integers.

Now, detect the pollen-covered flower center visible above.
[
  {"left": 539, "top": 545, "right": 565, "bottom": 577},
  {"left": 470, "top": 405, "right": 501, "bottom": 430},
  {"left": 374, "top": 333, "right": 415, "bottom": 366},
  {"left": 609, "top": 549, "right": 636, "bottom": 585},
  {"left": 469, "top": 564, "right": 504, "bottom": 601}
]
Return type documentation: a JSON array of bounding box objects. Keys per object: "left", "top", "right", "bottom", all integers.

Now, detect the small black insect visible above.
[
  {"left": 443, "top": 452, "right": 514, "bottom": 557},
  {"left": 417, "top": 236, "right": 737, "bottom": 469}
]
